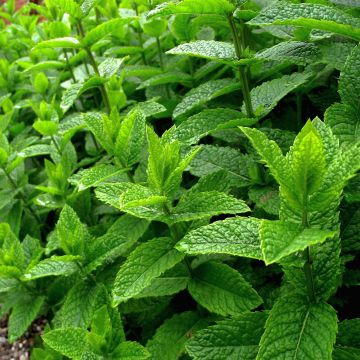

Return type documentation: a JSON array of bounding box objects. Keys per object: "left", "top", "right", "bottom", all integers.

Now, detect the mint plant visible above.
[{"left": 0, "top": 0, "right": 360, "bottom": 359}]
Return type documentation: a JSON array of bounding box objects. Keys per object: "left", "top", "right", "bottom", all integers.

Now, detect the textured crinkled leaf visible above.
[
  {"left": 82, "top": 18, "right": 134, "bottom": 47},
  {"left": 112, "top": 341, "right": 150, "bottom": 360},
  {"left": 330, "top": 0, "right": 360, "bottom": 7},
  {"left": 170, "top": 191, "right": 250, "bottom": 223},
  {"left": 167, "top": 40, "right": 238, "bottom": 63},
  {"left": 137, "top": 71, "right": 192, "bottom": 90},
  {"left": 249, "top": 186, "right": 280, "bottom": 216},
  {"left": 257, "top": 295, "right": 337, "bottom": 360},
  {"left": 255, "top": 41, "right": 320, "bottom": 65},
  {"left": 319, "top": 39, "right": 356, "bottom": 71},
  {"left": 188, "top": 261, "right": 262, "bottom": 316},
  {"left": 8, "top": 296, "right": 45, "bottom": 342},
  {"left": 148, "top": 0, "right": 235, "bottom": 18},
  {"left": 186, "top": 312, "right": 267, "bottom": 360},
  {"left": 86, "top": 215, "right": 149, "bottom": 272},
  {"left": 17, "top": 144, "right": 52, "bottom": 159},
  {"left": 42, "top": 328, "right": 88, "bottom": 358},
  {"left": 333, "top": 347, "right": 360, "bottom": 360},
  {"left": 248, "top": 2, "right": 360, "bottom": 41},
  {"left": 56, "top": 205, "right": 86, "bottom": 256},
  {"left": 177, "top": 217, "right": 262, "bottom": 259},
  {"left": 164, "top": 109, "right": 251, "bottom": 145},
  {"left": 98, "top": 57, "right": 126, "bottom": 78},
  {"left": 115, "top": 109, "right": 146, "bottom": 166},
  {"left": 112, "top": 237, "right": 184, "bottom": 305},
  {"left": 245, "top": 72, "right": 311, "bottom": 118},
  {"left": 69, "top": 164, "right": 128, "bottom": 190},
  {"left": 260, "top": 220, "right": 337, "bottom": 265},
  {"left": 95, "top": 183, "right": 133, "bottom": 209},
  {"left": 146, "top": 311, "right": 209, "bottom": 360},
  {"left": 135, "top": 101, "right": 166, "bottom": 118},
  {"left": 23, "top": 255, "right": 80, "bottom": 280},
  {"left": 189, "top": 145, "right": 254, "bottom": 187},
  {"left": 337, "top": 319, "right": 360, "bottom": 348},
  {"left": 341, "top": 208, "right": 360, "bottom": 252},
  {"left": 33, "top": 37, "right": 81, "bottom": 50},
  {"left": 173, "top": 79, "right": 240, "bottom": 120},
  {"left": 61, "top": 77, "right": 107, "bottom": 113}
]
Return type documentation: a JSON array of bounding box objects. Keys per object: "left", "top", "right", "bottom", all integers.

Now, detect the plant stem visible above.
[
  {"left": 132, "top": 1, "right": 147, "bottom": 65},
  {"left": 77, "top": 21, "right": 111, "bottom": 114},
  {"left": 228, "top": 14, "right": 254, "bottom": 118},
  {"left": 63, "top": 50, "right": 77, "bottom": 83},
  {"left": 155, "top": 37, "right": 171, "bottom": 98},
  {"left": 51, "top": 135, "right": 62, "bottom": 155}
]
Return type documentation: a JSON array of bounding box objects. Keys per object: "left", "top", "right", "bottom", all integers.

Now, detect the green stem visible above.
[
  {"left": 228, "top": 14, "right": 254, "bottom": 118},
  {"left": 132, "top": 1, "right": 148, "bottom": 65},
  {"left": 155, "top": 37, "right": 170, "bottom": 98},
  {"left": 51, "top": 135, "right": 62, "bottom": 155},
  {"left": 63, "top": 50, "right": 77, "bottom": 83}
]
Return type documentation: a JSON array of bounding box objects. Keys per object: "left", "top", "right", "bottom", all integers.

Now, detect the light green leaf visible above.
[
  {"left": 23, "top": 61, "right": 66, "bottom": 73},
  {"left": 177, "top": 217, "right": 262, "bottom": 259},
  {"left": 23, "top": 255, "right": 80, "bottom": 280},
  {"left": 85, "top": 215, "right": 149, "bottom": 272},
  {"left": 148, "top": 0, "right": 235, "bottom": 18},
  {"left": 82, "top": 18, "right": 134, "bottom": 47},
  {"left": 331, "top": 0, "right": 360, "bottom": 7},
  {"left": 167, "top": 40, "right": 239, "bottom": 63},
  {"left": 8, "top": 296, "right": 45, "bottom": 342},
  {"left": 173, "top": 78, "right": 240, "bottom": 120},
  {"left": 186, "top": 312, "right": 267, "bottom": 360},
  {"left": 112, "top": 341, "right": 150, "bottom": 360},
  {"left": 170, "top": 191, "right": 250, "bottom": 223},
  {"left": 114, "top": 108, "right": 146, "bottom": 167},
  {"left": 95, "top": 183, "right": 133, "bottom": 208},
  {"left": 164, "top": 108, "right": 253, "bottom": 146},
  {"left": 136, "top": 71, "right": 192, "bottom": 90},
  {"left": 112, "top": 237, "right": 184, "bottom": 305},
  {"left": 188, "top": 261, "right": 262, "bottom": 316},
  {"left": 255, "top": 41, "right": 320, "bottom": 66},
  {"left": 33, "top": 37, "right": 81, "bottom": 50},
  {"left": 17, "top": 144, "right": 52, "bottom": 159},
  {"left": 69, "top": 164, "right": 128, "bottom": 191},
  {"left": 245, "top": 72, "right": 311, "bottom": 118},
  {"left": 248, "top": 1, "right": 360, "bottom": 41},
  {"left": 56, "top": 205, "right": 87, "bottom": 256},
  {"left": 260, "top": 220, "right": 337, "bottom": 265},
  {"left": 98, "top": 57, "right": 127, "bottom": 78},
  {"left": 42, "top": 328, "right": 89, "bottom": 358},
  {"left": 146, "top": 311, "right": 209, "bottom": 360},
  {"left": 257, "top": 295, "right": 337, "bottom": 360},
  {"left": 61, "top": 77, "right": 107, "bottom": 113}
]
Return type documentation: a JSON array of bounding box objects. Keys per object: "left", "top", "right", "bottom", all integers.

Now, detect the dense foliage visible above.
[{"left": 0, "top": 0, "right": 360, "bottom": 358}]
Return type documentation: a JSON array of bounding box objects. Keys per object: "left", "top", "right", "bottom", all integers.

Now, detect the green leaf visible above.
[
  {"left": 33, "top": 37, "right": 81, "bottom": 50},
  {"left": 114, "top": 108, "right": 146, "bottom": 167},
  {"left": 0, "top": 223, "right": 24, "bottom": 270},
  {"left": 112, "top": 341, "right": 150, "bottom": 360},
  {"left": 337, "top": 319, "right": 360, "bottom": 349},
  {"left": 98, "top": 57, "right": 127, "bottom": 78},
  {"left": 56, "top": 205, "right": 87, "bottom": 256},
  {"left": 331, "top": 0, "right": 360, "bottom": 7},
  {"left": 33, "top": 120, "right": 58, "bottom": 136},
  {"left": 260, "top": 220, "right": 337, "bottom": 265},
  {"left": 170, "top": 191, "right": 250, "bottom": 223},
  {"left": 245, "top": 72, "right": 311, "bottom": 118},
  {"left": 136, "top": 71, "right": 192, "bottom": 90},
  {"left": 248, "top": 1, "right": 360, "bottom": 41},
  {"left": 186, "top": 312, "right": 267, "bottom": 360},
  {"left": 85, "top": 215, "right": 149, "bottom": 272},
  {"left": 82, "top": 18, "right": 134, "bottom": 48},
  {"left": 255, "top": 41, "right": 320, "bottom": 66},
  {"left": 23, "top": 60, "right": 66, "bottom": 73},
  {"left": 23, "top": 255, "right": 80, "bottom": 280},
  {"left": 33, "top": 72, "right": 49, "bottom": 94},
  {"left": 173, "top": 78, "right": 240, "bottom": 120},
  {"left": 69, "top": 164, "right": 129, "bottom": 191},
  {"left": 167, "top": 40, "right": 239, "bottom": 63},
  {"left": 146, "top": 311, "right": 209, "bottom": 360},
  {"left": 61, "top": 76, "right": 107, "bottom": 114},
  {"left": 112, "top": 237, "right": 184, "bottom": 305},
  {"left": 188, "top": 145, "right": 255, "bottom": 187},
  {"left": 164, "top": 108, "right": 253, "bottom": 146},
  {"left": 8, "top": 296, "right": 45, "bottom": 342},
  {"left": 188, "top": 261, "right": 262, "bottom": 316},
  {"left": 177, "top": 217, "right": 262, "bottom": 259},
  {"left": 42, "top": 328, "right": 89, "bottom": 358},
  {"left": 257, "top": 295, "right": 337, "bottom": 360},
  {"left": 148, "top": 0, "right": 235, "bottom": 18},
  {"left": 95, "top": 183, "right": 133, "bottom": 208}
]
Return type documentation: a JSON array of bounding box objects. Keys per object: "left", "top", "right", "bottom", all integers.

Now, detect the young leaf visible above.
[
  {"left": 33, "top": 37, "right": 81, "bottom": 50},
  {"left": 260, "top": 220, "right": 337, "bottom": 265},
  {"left": 186, "top": 312, "right": 267, "bottom": 360},
  {"left": 98, "top": 57, "right": 127, "bottom": 78},
  {"left": 112, "top": 237, "right": 184, "bottom": 305},
  {"left": 257, "top": 295, "right": 337, "bottom": 360},
  {"left": 173, "top": 79, "right": 240, "bottom": 120},
  {"left": 42, "top": 328, "right": 89, "bottom": 358},
  {"left": 8, "top": 296, "right": 45, "bottom": 342},
  {"left": 188, "top": 261, "right": 262, "bottom": 316},
  {"left": 136, "top": 71, "right": 192, "bottom": 90},
  {"left": 112, "top": 341, "right": 150, "bottom": 360},
  {"left": 146, "top": 311, "right": 209, "bottom": 360},
  {"left": 177, "top": 217, "right": 262, "bottom": 259}
]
